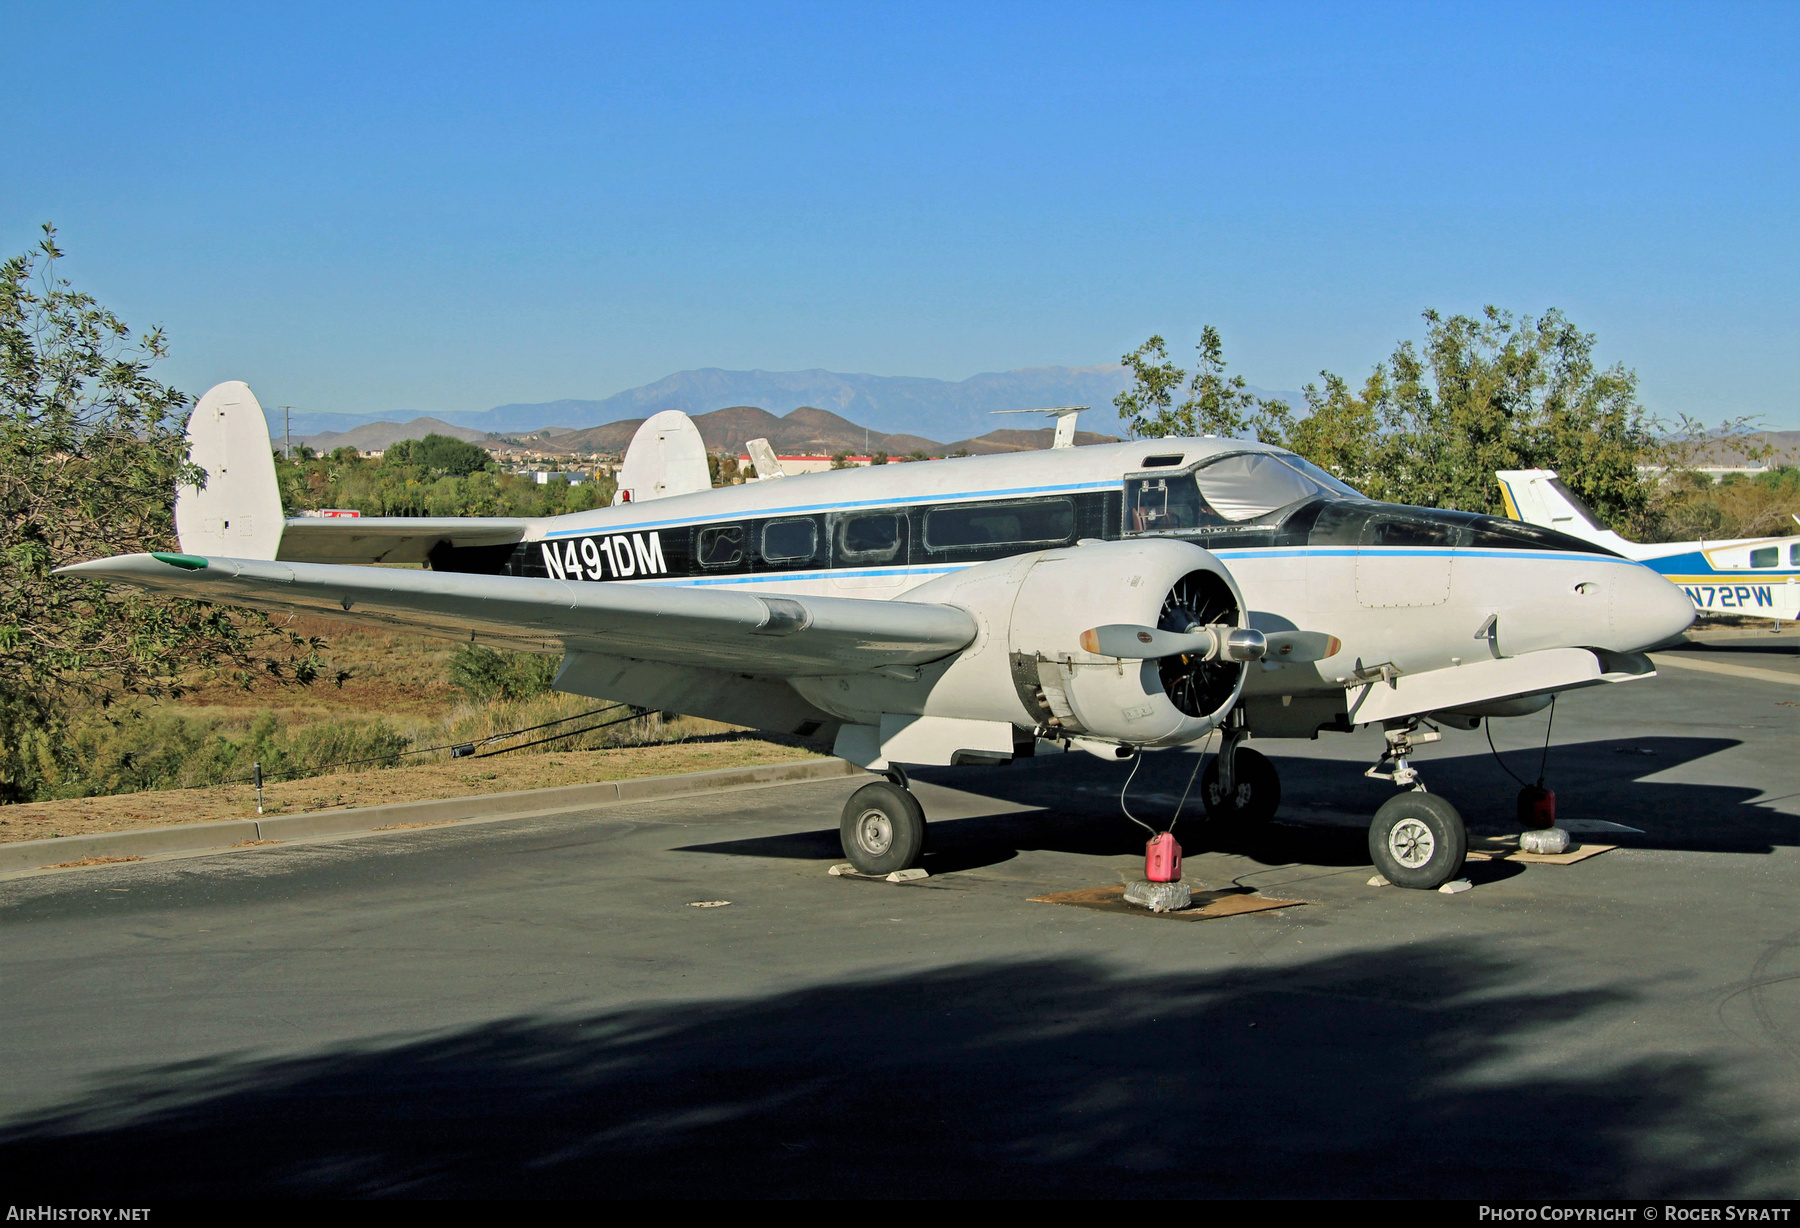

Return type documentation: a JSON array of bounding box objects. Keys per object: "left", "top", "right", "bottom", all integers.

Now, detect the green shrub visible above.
[{"left": 448, "top": 645, "right": 559, "bottom": 703}]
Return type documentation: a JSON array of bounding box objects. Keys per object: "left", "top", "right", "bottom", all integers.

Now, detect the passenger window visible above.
[
  {"left": 1751, "top": 547, "right": 1778, "bottom": 568},
  {"left": 696, "top": 525, "right": 743, "bottom": 568},
  {"left": 1125, "top": 475, "right": 1216, "bottom": 533},
  {"left": 925, "top": 499, "right": 1074, "bottom": 549},
  {"left": 836, "top": 513, "right": 903, "bottom": 563},
  {"left": 761, "top": 519, "right": 817, "bottom": 563},
  {"left": 1791, "top": 543, "right": 1799, "bottom": 567},
  {"left": 1363, "top": 516, "right": 1460, "bottom": 548}
]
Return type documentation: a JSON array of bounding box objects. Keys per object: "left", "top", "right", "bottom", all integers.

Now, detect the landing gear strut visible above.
[
  {"left": 839, "top": 770, "right": 926, "bottom": 876},
  {"left": 1200, "top": 721, "right": 1281, "bottom": 826},
  {"left": 1364, "top": 719, "right": 1466, "bottom": 889}
]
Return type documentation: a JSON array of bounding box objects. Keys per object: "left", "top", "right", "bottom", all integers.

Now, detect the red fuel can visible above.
[
  {"left": 1145, "top": 832, "right": 1182, "bottom": 883},
  {"left": 1517, "top": 785, "right": 1556, "bottom": 830}
]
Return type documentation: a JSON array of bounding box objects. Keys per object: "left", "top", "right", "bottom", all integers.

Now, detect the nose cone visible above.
[{"left": 1614, "top": 562, "right": 1695, "bottom": 651}]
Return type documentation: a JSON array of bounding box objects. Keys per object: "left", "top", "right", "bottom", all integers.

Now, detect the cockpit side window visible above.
[
  {"left": 1270, "top": 453, "right": 1365, "bottom": 499},
  {"left": 1124, "top": 473, "right": 1221, "bottom": 534},
  {"left": 1192, "top": 452, "right": 1333, "bottom": 521}
]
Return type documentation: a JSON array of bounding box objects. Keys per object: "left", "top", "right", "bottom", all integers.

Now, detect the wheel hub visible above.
[
  {"left": 1388, "top": 817, "right": 1436, "bottom": 869},
  {"left": 856, "top": 809, "right": 894, "bottom": 856}
]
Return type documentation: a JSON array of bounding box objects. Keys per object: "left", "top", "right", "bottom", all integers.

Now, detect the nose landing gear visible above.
[{"left": 1365, "top": 720, "right": 1467, "bottom": 890}]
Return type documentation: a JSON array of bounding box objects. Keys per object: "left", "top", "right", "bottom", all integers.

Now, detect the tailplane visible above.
[
  {"left": 175, "top": 381, "right": 285, "bottom": 560},
  {"left": 1495, "top": 469, "right": 1639, "bottom": 557}
]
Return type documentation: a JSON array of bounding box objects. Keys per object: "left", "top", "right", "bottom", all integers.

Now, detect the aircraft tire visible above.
[
  {"left": 839, "top": 781, "right": 926, "bottom": 876},
  {"left": 1200, "top": 747, "right": 1281, "bottom": 826},
  {"left": 1368, "top": 792, "right": 1467, "bottom": 890}
]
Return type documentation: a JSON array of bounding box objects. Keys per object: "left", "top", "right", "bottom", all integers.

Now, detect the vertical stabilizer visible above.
[
  {"left": 175, "top": 381, "right": 285, "bottom": 560},
  {"left": 613, "top": 410, "right": 712, "bottom": 504},
  {"left": 745, "top": 438, "right": 786, "bottom": 481},
  {"left": 1495, "top": 469, "right": 1639, "bottom": 557}
]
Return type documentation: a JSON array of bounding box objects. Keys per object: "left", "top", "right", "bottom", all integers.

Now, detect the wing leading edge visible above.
[{"left": 57, "top": 553, "right": 976, "bottom": 677}]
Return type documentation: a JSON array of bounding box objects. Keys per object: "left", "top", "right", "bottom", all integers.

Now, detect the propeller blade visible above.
[
  {"left": 1079, "top": 623, "right": 1217, "bottom": 659},
  {"left": 1262, "top": 630, "right": 1343, "bottom": 663}
]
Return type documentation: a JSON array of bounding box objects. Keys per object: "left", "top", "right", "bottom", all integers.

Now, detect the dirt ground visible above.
[{"left": 0, "top": 737, "right": 825, "bottom": 844}]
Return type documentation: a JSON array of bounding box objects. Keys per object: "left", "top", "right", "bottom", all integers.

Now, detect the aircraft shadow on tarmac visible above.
[
  {"left": 680, "top": 735, "right": 1791, "bottom": 877},
  {"left": 1, "top": 943, "right": 1789, "bottom": 1198}
]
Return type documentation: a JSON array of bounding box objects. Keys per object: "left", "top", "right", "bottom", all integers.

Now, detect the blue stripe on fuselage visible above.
[
  {"left": 542, "top": 478, "right": 1120, "bottom": 538},
  {"left": 606, "top": 543, "right": 1645, "bottom": 587}
]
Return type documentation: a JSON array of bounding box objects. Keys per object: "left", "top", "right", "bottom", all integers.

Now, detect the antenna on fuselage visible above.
[{"left": 991, "top": 406, "right": 1088, "bottom": 450}]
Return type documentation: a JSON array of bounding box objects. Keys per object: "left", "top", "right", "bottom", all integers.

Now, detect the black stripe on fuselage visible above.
[{"left": 424, "top": 493, "right": 1618, "bottom": 580}]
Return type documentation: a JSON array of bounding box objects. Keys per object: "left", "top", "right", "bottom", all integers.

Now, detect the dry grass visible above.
[{"left": 0, "top": 736, "right": 825, "bottom": 843}]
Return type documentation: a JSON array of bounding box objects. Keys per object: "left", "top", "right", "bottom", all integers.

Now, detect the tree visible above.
[
  {"left": 1115, "top": 327, "right": 1291, "bottom": 441},
  {"left": 1121, "top": 310, "right": 1661, "bottom": 528},
  {"left": 1291, "top": 308, "right": 1659, "bottom": 524},
  {"left": 0, "top": 226, "right": 334, "bottom": 801}
]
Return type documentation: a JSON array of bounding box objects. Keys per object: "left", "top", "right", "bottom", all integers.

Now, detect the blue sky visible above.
[{"left": 3, "top": 1, "right": 1796, "bottom": 427}]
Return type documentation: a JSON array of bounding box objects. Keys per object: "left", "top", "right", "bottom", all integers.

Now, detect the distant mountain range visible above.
[
  {"left": 271, "top": 363, "right": 1303, "bottom": 445},
  {"left": 296, "top": 405, "right": 1120, "bottom": 457}
]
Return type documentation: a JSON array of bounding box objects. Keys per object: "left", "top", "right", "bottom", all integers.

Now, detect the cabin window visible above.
[
  {"left": 761, "top": 518, "right": 817, "bottom": 563},
  {"left": 925, "top": 499, "right": 1074, "bottom": 549},
  {"left": 836, "top": 513, "right": 903, "bottom": 564},
  {"left": 1124, "top": 474, "right": 1217, "bottom": 533},
  {"left": 1466, "top": 519, "right": 1558, "bottom": 550},
  {"left": 1791, "top": 543, "right": 1800, "bottom": 567},
  {"left": 1363, "top": 516, "right": 1459, "bottom": 549},
  {"left": 1751, "top": 546, "right": 1778, "bottom": 569},
  {"left": 696, "top": 525, "right": 744, "bottom": 568},
  {"left": 1191, "top": 452, "right": 1345, "bottom": 521},
  {"left": 1141, "top": 454, "right": 1185, "bottom": 468}
]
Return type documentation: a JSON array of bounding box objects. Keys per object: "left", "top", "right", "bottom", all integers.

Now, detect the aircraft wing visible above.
[
  {"left": 57, "top": 552, "right": 976, "bottom": 676},
  {"left": 276, "top": 517, "right": 531, "bottom": 565}
]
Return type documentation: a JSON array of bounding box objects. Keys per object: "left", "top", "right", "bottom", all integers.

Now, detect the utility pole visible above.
[{"left": 281, "top": 406, "right": 293, "bottom": 459}]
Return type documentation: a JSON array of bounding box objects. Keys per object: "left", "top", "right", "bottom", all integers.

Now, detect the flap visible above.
[{"left": 1347, "top": 647, "right": 1654, "bottom": 725}]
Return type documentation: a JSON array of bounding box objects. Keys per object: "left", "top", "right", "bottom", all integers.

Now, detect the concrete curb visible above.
[{"left": 0, "top": 757, "right": 866, "bottom": 874}]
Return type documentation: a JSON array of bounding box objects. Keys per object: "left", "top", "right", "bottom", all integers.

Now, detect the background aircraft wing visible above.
[{"left": 58, "top": 553, "right": 976, "bottom": 676}]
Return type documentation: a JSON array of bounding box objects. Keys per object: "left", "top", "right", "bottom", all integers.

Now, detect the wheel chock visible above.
[{"left": 828, "top": 863, "right": 929, "bottom": 883}]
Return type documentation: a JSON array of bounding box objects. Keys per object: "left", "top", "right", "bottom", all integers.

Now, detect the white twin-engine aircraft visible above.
[{"left": 64, "top": 383, "right": 1694, "bottom": 890}]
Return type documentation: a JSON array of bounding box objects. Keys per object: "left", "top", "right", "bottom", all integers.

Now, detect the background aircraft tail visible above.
[
  {"left": 175, "top": 381, "right": 286, "bottom": 560},
  {"left": 1495, "top": 469, "right": 1641, "bottom": 557}
]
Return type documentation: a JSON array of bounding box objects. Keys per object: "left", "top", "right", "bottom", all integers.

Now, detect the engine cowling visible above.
[
  {"left": 790, "top": 538, "right": 1250, "bottom": 757},
  {"left": 1000, "top": 538, "right": 1248, "bottom": 745}
]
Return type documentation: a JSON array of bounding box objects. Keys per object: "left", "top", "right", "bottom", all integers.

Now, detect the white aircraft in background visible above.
[
  {"left": 1497, "top": 469, "right": 1800, "bottom": 623},
  {"left": 62, "top": 384, "right": 1693, "bottom": 890}
]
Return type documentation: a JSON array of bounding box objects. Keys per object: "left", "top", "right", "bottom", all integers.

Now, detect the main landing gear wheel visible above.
[
  {"left": 1368, "top": 792, "right": 1467, "bottom": 890},
  {"left": 1200, "top": 746, "right": 1281, "bottom": 826},
  {"left": 839, "top": 781, "right": 926, "bottom": 876}
]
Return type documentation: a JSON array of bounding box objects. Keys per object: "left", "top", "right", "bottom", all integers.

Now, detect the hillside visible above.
[
  {"left": 547, "top": 406, "right": 1118, "bottom": 457},
  {"left": 296, "top": 417, "right": 489, "bottom": 452},
  {"left": 264, "top": 363, "right": 1301, "bottom": 444}
]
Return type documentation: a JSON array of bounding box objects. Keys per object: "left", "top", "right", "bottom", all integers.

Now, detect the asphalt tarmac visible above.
[{"left": 2, "top": 632, "right": 1798, "bottom": 1199}]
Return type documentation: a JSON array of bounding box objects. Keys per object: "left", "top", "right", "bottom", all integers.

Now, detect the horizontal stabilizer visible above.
[
  {"left": 278, "top": 517, "right": 530, "bottom": 565},
  {"left": 56, "top": 553, "right": 977, "bottom": 677}
]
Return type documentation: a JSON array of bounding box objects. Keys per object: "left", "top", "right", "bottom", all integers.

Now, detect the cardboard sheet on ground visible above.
[
  {"left": 1468, "top": 837, "right": 1617, "bottom": 866},
  {"left": 1028, "top": 884, "right": 1304, "bottom": 921}
]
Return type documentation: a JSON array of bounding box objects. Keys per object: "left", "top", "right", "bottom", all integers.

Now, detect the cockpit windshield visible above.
[{"left": 1191, "top": 451, "right": 1364, "bottom": 521}]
